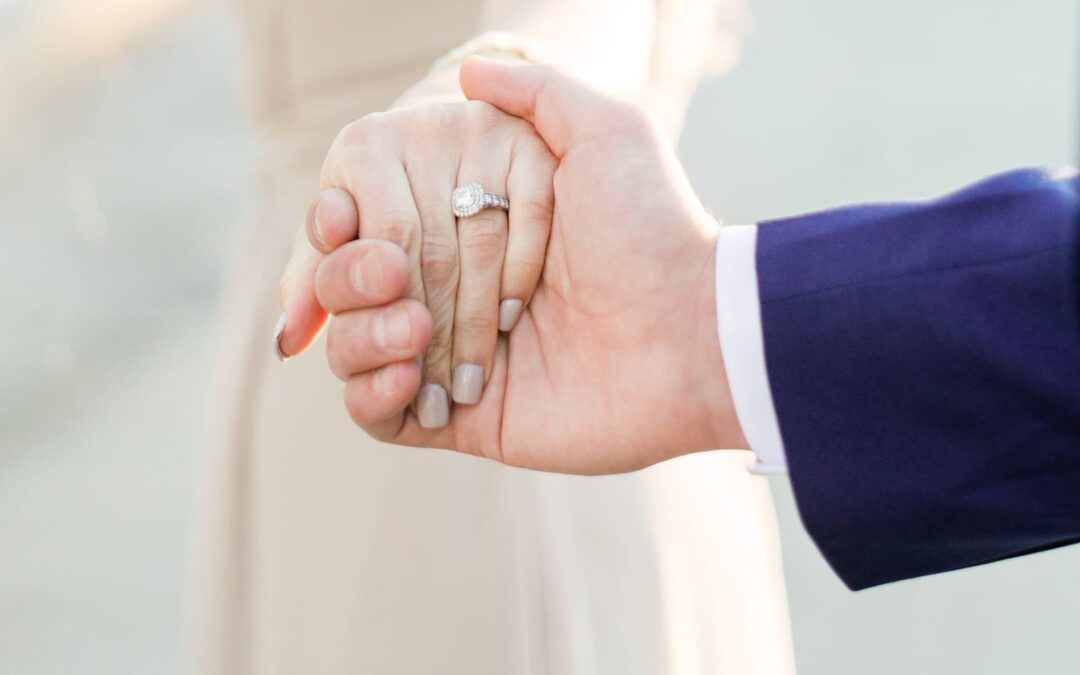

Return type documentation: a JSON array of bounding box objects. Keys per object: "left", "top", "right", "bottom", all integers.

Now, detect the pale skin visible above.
[
  {"left": 274, "top": 0, "right": 717, "bottom": 421},
  {"left": 306, "top": 58, "right": 748, "bottom": 474},
  {"left": 276, "top": 2, "right": 739, "bottom": 435},
  {"left": 276, "top": 62, "right": 558, "bottom": 425}
]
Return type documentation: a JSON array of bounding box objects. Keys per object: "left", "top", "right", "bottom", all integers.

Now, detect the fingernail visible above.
[
  {"left": 372, "top": 363, "right": 398, "bottom": 396},
  {"left": 498, "top": 298, "right": 523, "bottom": 332},
  {"left": 308, "top": 198, "right": 326, "bottom": 250},
  {"left": 272, "top": 313, "right": 289, "bottom": 362},
  {"left": 372, "top": 306, "right": 412, "bottom": 350},
  {"left": 351, "top": 250, "right": 384, "bottom": 296},
  {"left": 416, "top": 384, "right": 449, "bottom": 428},
  {"left": 452, "top": 363, "right": 485, "bottom": 405}
]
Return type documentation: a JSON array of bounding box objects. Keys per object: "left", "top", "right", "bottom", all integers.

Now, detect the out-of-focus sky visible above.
[{"left": 0, "top": 0, "right": 1076, "bottom": 673}]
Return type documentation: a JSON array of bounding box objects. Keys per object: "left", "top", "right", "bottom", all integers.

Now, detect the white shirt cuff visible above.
[{"left": 715, "top": 225, "right": 788, "bottom": 475}]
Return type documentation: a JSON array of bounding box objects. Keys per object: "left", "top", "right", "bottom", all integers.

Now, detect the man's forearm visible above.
[{"left": 719, "top": 167, "right": 1080, "bottom": 589}]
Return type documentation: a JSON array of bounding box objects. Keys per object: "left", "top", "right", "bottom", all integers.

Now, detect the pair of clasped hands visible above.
[{"left": 275, "top": 57, "right": 748, "bottom": 475}]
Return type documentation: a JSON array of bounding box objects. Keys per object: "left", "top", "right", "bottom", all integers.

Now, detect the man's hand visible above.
[{"left": 321, "top": 58, "right": 747, "bottom": 474}]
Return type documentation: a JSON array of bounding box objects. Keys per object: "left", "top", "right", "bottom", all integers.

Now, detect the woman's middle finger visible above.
[{"left": 447, "top": 103, "right": 512, "bottom": 406}]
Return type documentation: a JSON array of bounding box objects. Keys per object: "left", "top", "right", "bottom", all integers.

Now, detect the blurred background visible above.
[{"left": 0, "top": 0, "right": 1075, "bottom": 673}]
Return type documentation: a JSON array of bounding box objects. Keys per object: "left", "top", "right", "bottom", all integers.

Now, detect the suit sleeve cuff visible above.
[{"left": 715, "top": 225, "right": 788, "bottom": 475}]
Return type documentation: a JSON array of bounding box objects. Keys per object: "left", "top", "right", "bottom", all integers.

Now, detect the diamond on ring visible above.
[{"left": 452, "top": 183, "right": 509, "bottom": 218}]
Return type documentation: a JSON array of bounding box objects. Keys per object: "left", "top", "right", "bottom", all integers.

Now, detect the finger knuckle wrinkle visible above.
[
  {"left": 514, "top": 197, "right": 554, "bottom": 227},
  {"left": 508, "top": 256, "right": 544, "bottom": 283},
  {"left": 457, "top": 313, "right": 495, "bottom": 340},
  {"left": 424, "top": 328, "right": 454, "bottom": 364},
  {"left": 421, "top": 237, "right": 459, "bottom": 287},
  {"left": 460, "top": 219, "right": 506, "bottom": 264},
  {"left": 422, "top": 256, "right": 458, "bottom": 288},
  {"left": 377, "top": 212, "right": 418, "bottom": 250}
]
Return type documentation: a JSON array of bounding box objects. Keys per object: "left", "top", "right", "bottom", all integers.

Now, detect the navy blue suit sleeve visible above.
[{"left": 756, "top": 168, "right": 1080, "bottom": 590}]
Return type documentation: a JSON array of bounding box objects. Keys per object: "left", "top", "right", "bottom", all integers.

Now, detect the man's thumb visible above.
[{"left": 460, "top": 57, "right": 612, "bottom": 158}]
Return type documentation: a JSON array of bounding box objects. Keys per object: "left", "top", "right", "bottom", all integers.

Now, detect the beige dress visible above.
[{"left": 191, "top": 1, "right": 795, "bottom": 673}]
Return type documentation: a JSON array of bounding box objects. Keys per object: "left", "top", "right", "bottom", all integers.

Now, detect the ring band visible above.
[{"left": 452, "top": 183, "right": 509, "bottom": 218}]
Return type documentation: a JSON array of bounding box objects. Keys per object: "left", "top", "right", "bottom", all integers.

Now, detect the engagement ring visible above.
[{"left": 452, "top": 183, "right": 509, "bottom": 218}]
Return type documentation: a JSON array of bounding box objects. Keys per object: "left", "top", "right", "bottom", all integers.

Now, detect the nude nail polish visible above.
[
  {"left": 272, "top": 313, "right": 289, "bottom": 362},
  {"left": 498, "top": 298, "right": 523, "bottom": 332},
  {"left": 416, "top": 384, "right": 449, "bottom": 428},
  {"left": 452, "top": 364, "right": 484, "bottom": 405}
]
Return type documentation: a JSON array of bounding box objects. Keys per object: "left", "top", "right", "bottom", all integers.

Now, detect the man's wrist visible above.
[
  {"left": 703, "top": 230, "right": 751, "bottom": 453},
  {"left": 675, "top": 216, "right": 749, "bottom": 458}
]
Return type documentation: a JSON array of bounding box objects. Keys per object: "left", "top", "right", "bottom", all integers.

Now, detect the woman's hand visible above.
[
  {"left": 317, "top": 59, "right": 748, "bottom": 474},
  {"left": 275, "top": 97, "right": 556, "bottom": 428}
]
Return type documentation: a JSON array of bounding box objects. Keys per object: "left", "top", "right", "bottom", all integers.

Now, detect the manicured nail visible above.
[
  {"left": 416, "top": 384, "right": 449, "bottom": 428},
  {"left": 498, "top": 298, "right": 523, "bottom": 332},
  {"left": 452, "top": 363, "right": 484, "bottom": 405},
  {"left": 372, "top": 306, "right": 412, "bottom": 350},
  {"left": 308, "top": 198, "right": 326, "bottom": 250},
  {"left": 351, "top": 250, "right": 384, "bottom": 296},
  {"left": 272, "top": 313, "right": 289, "bottom": 362}
]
